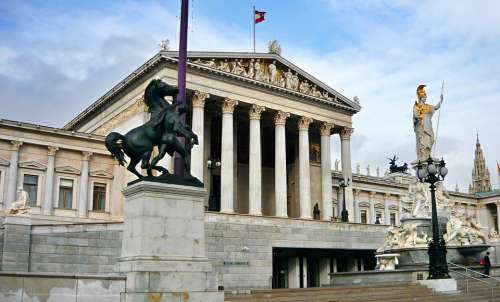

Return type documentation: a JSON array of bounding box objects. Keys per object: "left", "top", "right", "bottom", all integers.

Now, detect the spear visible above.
[{"left": 433, "top": 81, "right": 445, "bottom": 156}]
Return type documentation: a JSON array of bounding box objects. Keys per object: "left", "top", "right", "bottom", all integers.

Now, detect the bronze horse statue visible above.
[
  {"left": 387, "top": 155, "right": 409, "bottom": 174},
  {"left": 105, "top": 79, "right": 198, "bottom": 179}
]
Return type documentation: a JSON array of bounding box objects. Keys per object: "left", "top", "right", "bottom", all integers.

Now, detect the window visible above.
[
  {"left": 92, "top": 183, "right": 107, "bottom": 212},
  {"left": 58, "top": 179, "right": 73, "bottom": 209},
  {"left": 360, "top": 210, "right": 367, "bottom": 224},
  {"left": 23, "top": 174, "right": 38, "bottom": 206},
  {"left": 390, "top": 213, "right": 397, "bottom": 226},
  {"left": 375, "top": 212, "right": 382, "bottom": 224}
]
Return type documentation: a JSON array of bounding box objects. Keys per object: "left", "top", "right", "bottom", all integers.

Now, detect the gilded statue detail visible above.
[{"left": 413, "top": 85, "right": 443, "bottom": 160}]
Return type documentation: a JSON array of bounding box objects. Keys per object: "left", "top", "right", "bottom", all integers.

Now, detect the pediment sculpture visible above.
[{"left": 192, "top": 57, "right": 338, "bottom": 102}]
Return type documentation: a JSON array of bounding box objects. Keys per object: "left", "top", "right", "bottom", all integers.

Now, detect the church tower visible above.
[{"left": 470, "top": 134, "right": 492, "bottom": 193}]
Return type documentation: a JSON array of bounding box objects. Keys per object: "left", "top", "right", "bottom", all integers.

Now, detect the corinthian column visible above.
[
  {"left": 249, "top": 104, "right": 265, "bottom": 216},
  {"left": 5, "top": 141, "right": 22, "bottom": 210},
  {"left": 78, "top": 151, "right": 92, "bottom": 217},
  {"left": 274, "top": 111, "right": 290, "bottom": 217},
  {"left": 298, "top": 117, "right": 313, "bottom": 219},
  {"left": 369, "top": 191, "right": 376, "bottom": 224},
  {"left": 320, "top": 122, "right": 333, "bottom": 221},
  {"left": 191, "top": 91, "right": 210, "bottom": 181},
  {"left": 220, "top": 98, "right": 238, "bottom": 213},
  {"left": 43, "top": 146, "right": 58, "bottom": 215},
  {"left": 340, "top": 127, "right": 354, "bottom": 222}
]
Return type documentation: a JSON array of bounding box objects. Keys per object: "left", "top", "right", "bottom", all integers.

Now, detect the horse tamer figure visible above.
[{"left": 105, "top": 79, "right": 199, "bottom": 182}]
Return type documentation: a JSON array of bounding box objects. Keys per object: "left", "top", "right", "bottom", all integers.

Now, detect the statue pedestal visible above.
[{"left": 117, "top": 182, "right": 223, "bottom": 302}]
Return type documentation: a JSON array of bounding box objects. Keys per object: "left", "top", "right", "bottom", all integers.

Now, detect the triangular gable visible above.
[
  {"left": 19, "top": 160, "right": 47, "bottom": 171},
  {"left": 55, "top": 166, "right": 81, "bottom": 175},
  {"left": 89, "top": 170, "right": 113, "bottom": 179},
  {"left": 185, "top": 52, "right": 360, "bottom": 112},
  {"left": 64, "top": 51, "right": 360, "bottom": 131},
  {"left": 0, "top": 157, "right": 9, "bottom": 166}
]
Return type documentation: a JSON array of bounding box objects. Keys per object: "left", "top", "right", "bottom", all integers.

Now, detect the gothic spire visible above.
[{"left": 471, "top": 134, "right": 492, "bottom": 193}]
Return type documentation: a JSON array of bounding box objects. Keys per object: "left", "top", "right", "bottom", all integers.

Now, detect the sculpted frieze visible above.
[{"left": 192, "top": 57, "right": 338, "bottom": 102}]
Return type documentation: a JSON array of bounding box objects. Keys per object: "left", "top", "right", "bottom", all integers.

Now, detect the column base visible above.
[
  {"left": 220, "top": 209, "right": 235, "bottom": 214},
  {"left": 249, "top": 212, "right": 262, "bottom": 216}
]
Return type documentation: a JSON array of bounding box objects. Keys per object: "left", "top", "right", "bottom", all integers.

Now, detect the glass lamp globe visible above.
[
  {"left": 440, "top": 166, "right": 448, "bottom": 178},
  {"left": 427, "top": 163, "right": 438, "bottom": 175},
  {"left": 207, "top": 159, "right": 212, "bottom": 167}
]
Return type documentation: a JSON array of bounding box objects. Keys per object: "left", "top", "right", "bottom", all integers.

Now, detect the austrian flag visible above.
[{"left": 254, "top": 10, "right": 266, "bottom": 24}]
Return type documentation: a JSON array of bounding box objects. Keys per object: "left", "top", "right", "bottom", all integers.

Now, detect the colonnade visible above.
[{"left": 188, "top": 91, "right": 354, "bottom": 221}]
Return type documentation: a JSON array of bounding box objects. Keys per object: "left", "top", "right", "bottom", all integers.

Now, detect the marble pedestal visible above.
[{"left": 118, "top": 182, "right": 223, "bottom": 302}]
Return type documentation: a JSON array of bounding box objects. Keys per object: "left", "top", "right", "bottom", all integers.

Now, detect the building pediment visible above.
[
  {"left": 89, "top": 170, "right": 113, "bottom": 179},
  {"left": 374, "top": 203, "right": 385, "bottom": 209},
  {"left": 389, "top": 205, "right": 399, "bottom": 211},
  {"left": 19, "top": 160, "right": 47, "bottom": 171},
  {"left": 0, "top": 157, "right": 9, "bottom": 166},
  {"left": 186, "top": 52, "right": 360, "bottom": 112},
  {"left": 55, "top": 166, "right": 81, "bottom": 175},
  {"left": 358, "top": 201, "right": 370, "bottom": 207},
  {"left": 64, "top": 51, "right": 360, "bottom": 131}
]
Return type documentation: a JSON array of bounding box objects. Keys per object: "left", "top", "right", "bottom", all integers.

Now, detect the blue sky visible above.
[{"left": 0, "top": 0, "right": 499, "bottom": 190}]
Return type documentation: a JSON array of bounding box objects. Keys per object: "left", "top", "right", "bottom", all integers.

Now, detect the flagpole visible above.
[
  {"left": 175, "top": 0, "right": 189, "bottom": 176},
  {"left": 253, "top": 5, "right": 256, "bottom": 52}
]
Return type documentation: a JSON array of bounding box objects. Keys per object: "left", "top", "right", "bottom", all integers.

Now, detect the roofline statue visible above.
[{"left": 105, "top": 79, "right": 202, "bottom": 186}]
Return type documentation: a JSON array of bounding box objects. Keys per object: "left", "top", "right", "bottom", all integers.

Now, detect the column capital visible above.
[
  {"left": 298, "top": 117, "right": 313, "bottom": 131},
  {"left": 47, "top": 146, "right": 59, "bottom": 156},
  {"left": 249, "top": 104, "right": 266, "bottom": 120},
  {"left": 369, "top": 191, "right": 376, "bottom": 198},
  {"left": 222, "top": 98, "right": 238, "bottom": 114},
  {"left": 82, "top": 151, "right": 93, "bottom": 161},
  {"left": 340, "top": 127, "right": 354, "bottom": 140},
  {"left": 274, "top": 111, "right": 290, "bottom": 125},
  {"left": 384, "top": 192, "right": 391, "bottom": 199},
  {"left": 354, "top": 188, "right": 361, "bottom": 196},
  {"left": 320, "top": 122, "right": 334, "bottom": 136},
  {"left": 11, "top": 140, "right": 23, "bottom": 151},
  {"left": 192, "top": 91, "right": 210, "bottom": 108}
]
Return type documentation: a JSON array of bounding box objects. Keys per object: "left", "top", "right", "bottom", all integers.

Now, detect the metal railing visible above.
[{"left": 448, "top": 262, "right": 500, "bottom": 301}]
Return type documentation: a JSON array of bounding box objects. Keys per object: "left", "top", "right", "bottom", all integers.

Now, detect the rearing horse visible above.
[{"left": 105, "top": 79, "right": 198, "bottom": 179}]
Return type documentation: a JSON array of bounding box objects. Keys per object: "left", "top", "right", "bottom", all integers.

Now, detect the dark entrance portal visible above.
[{"left": 272, "top": 247, "right": 376, "bottom": 289}]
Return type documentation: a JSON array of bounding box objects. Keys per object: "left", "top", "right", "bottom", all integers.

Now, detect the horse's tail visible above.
[{"left": 105, "top": 132, "right": 127, "bottom": 166}]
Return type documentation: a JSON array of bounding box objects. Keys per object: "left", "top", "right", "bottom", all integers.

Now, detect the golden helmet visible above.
[{"left": 416, "top": 85, "right": 427, "bottom": 98}]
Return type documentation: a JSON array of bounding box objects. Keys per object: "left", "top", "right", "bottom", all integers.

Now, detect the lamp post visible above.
[
  {"left": 416, "top": 157, "right": 450, "bottom": 279},
  {"left": 207, "top": 159, "right": 221, "bottom": 211},
  {"left": 339, "top": 178, "right": 350, "bottom": 222}
]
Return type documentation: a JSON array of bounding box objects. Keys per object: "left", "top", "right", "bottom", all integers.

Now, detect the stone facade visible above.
[{"left": 1, "top": 50, "right": 500, "bottom": 292}]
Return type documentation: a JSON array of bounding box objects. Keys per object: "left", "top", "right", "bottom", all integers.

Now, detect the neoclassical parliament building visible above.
[{"left": 0, "top": 49, "right": 499, "bottom": 289}]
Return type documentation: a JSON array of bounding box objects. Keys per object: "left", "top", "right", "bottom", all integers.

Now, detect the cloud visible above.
[{"left": 0, "top": 1, "right": 499, "bottom": 192}]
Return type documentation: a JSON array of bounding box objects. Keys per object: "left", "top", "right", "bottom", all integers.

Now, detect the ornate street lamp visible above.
[
  {"left": 416, "top": 157, "right": 450, "bottom": 279},
  {"left": 207, "top": 159, "right": 221, "bottom": 211},
  {"left": 339, "top": 178, "right": 350, "bottom": 222}
]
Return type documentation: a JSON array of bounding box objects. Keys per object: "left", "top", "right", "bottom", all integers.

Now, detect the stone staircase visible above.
[{"left": 225, "top": 281, "right": 500, "bottom": 302}]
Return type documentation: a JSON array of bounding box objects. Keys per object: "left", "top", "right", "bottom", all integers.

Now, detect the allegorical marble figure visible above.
[{"left": 413, "top": 85, "right": 443, "bottom": 160}]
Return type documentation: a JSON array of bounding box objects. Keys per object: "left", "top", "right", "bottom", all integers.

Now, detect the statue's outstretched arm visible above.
[{"left": 434, "top": 94, "right": 444, "bottom": 110}]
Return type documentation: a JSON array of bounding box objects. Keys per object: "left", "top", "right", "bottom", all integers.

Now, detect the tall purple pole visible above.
[{"left": 175, "top": 0, "right": 189, "bottom": 176}]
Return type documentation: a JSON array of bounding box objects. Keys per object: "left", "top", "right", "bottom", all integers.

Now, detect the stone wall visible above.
[
  {"left": 0, "top": 228, "right": 4, "bottom": 270},
  {"left": 0, "top": 272, "right": 124, "bottom": 301},
  {"left": 29, "top": 223, "right": 122, "bottom": 274},
  {"left": 205, "top": 212, "right": 388, "bottom": 289},
  {"left": 1, "top": 213, "right": 389, "bottom": 290}
]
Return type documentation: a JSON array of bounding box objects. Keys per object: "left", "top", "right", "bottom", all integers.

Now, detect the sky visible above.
[{"left": 0, "top": 0, "right": 499, "bottom": 191}]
